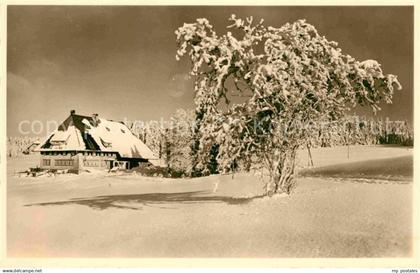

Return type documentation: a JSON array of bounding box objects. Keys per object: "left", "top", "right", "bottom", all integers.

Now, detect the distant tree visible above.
[
  {"left": 166, "top": 109, "right": 195, "bottom": 173},
  {"left": 141, "top": 121, "right": 164, "bottom": 160},
  {"left": 175, "top": 15, "right": 401, "bottom": 195}
]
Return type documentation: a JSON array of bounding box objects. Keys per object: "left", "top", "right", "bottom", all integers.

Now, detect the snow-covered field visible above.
[{"left": 7, "top": 145, "right": 413, "bottom": 257}]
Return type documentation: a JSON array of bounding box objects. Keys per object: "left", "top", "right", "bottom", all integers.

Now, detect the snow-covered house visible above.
[{"left": 38, "top": 110, "right": 161, "bottom": 172}]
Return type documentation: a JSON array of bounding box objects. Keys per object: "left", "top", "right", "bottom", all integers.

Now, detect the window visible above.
[
  {"left": 55, "top": 159, "right": 74, "bottom": 166},
  {"left": 84, "top": 160, "right": 100, "bottom": 167},
  {"left": 121, "top": 129, "right": 125, "bottom": 133},
  {"left": 105, "top": 127, "right": 110, "bottom": 132},
  {"left": 43, "top": 159, "right": 51, "bottom": 166}
]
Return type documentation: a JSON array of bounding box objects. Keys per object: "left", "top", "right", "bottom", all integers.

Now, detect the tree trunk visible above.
[
  {"left": 190, "top": 111, "right": 204, "bottom": 177},
  {"left": 265, "top": 149, "right": 297, "bottom": 196}
]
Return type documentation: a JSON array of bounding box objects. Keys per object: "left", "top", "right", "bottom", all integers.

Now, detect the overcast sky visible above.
[{"left": 7, "top": 6, "right": 413, "bottom": 136}]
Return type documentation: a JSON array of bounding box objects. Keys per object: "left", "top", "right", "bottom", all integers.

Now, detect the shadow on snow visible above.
[{"left": 25, "top": 191, "right": 261, "bottom": 210}]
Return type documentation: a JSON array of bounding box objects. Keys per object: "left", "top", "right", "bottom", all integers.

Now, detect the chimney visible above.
[
  {"left": 70, "top": 110, "right": 76, "bottom": 115},
  {"left": 92, "top": 113, "right": 99, "bottom": 126}
]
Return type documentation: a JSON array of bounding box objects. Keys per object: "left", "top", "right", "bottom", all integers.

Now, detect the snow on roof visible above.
[
  {"left": 67, "top": 125, "right": 86, "bottom": 150},
  {"left": 50, "top": 130, "right": 70, "bottom": 142},
  {"left": 39, "top": 113, "right": 158, "bottom": 160},
  {"left": 40, "top": 125, "right": 86, "bottom": 151},
  {"left": 87, "top": 118, "right": 157, "bottom": 159}
]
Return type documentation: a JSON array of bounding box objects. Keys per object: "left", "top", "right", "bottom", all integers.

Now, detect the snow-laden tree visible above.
[
  {"left": 175, "top": 15, "right": 401, "bottom": 195},
  {"left": 166, "top": 108, "right": 195, "bottom": 173},
  {"left": 140, "top": 121, "right": 165, "bottom": 160}
]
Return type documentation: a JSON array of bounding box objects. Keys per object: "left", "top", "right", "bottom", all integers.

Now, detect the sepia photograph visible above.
[{"left": 5, "top": 5, "right": 415, "bottom": 260}]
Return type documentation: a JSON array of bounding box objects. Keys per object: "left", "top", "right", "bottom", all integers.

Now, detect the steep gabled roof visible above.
[
  {"left": 58, "top": 113, "right": 92, "bottom": 132},
  {"left": 40, "top": 114, "right": 97, "bottom": 150},
  {"left": 39, "top": 112, "right": 157, "bottom": 161}
]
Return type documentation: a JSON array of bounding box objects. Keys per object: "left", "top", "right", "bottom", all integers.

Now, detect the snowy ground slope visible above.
[
  {"left": 7, "top": 145, "right": 413, "bottom": 257},
  {"left": 295, "top": 144, "right": 413, "bottom": 168},
  {"left": 299, "top": 155, "right": 412, "bottom": 181}
]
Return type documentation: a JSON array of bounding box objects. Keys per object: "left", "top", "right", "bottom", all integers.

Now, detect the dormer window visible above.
[{"left": 100, "top": 137, "right": 112, "bottom": 148}]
